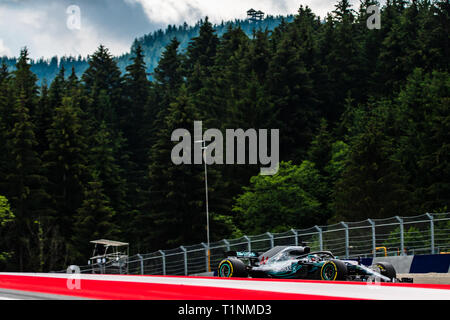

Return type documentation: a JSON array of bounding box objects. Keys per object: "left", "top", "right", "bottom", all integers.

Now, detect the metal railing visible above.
[{"left": 61, "top": 212, "right": 450, "bottom": 275}]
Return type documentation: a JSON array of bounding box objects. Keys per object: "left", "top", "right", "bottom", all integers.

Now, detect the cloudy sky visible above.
[{"left": 0, "top": 0, "right": 363, "bottom": 59}]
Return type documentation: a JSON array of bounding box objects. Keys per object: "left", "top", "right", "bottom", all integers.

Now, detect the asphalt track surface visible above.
[{"left": 0, "top": 288, "right": 89, "bottom": 300}]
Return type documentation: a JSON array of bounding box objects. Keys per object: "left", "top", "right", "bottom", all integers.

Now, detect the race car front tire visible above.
[
  {"left": 218, "top": 258, "right": 247, "bottom": 278},
  {"left": 374, "top": 262, "right": 396, "bottom": 281},
  {"left": 320, "top": 260, "right": 348, "bottom": 281}
]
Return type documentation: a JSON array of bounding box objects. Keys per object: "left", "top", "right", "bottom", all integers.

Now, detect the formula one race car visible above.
[{"left": 217, "top": 246, "right": 409, "bottom": 282}]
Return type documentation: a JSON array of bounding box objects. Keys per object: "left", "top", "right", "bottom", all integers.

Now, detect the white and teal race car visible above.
[{"left": 217, "top": 246, "right": 409, "bottom": 282}]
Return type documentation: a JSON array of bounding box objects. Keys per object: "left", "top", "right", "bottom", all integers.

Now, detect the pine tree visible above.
[
  {"left": 151, "top": 38, "right": 184, "bottom": 144},
  {"left": 215, "top": 25, "right": 249, "bottom": 69},
  {"left": 4, "top": 90, "right": 50, "bottom": 271},
  {"left": 67, "top": 66, "right": 79, "bottom": 88},
  {"left": 185, "top": 17, "right": 219, "bottom": 92},
  {"left": 0, "top": 62, "right": 9, "bottom": 83},
  {"left": 328, "top": 0, "right": 365, "bottom": 111},
  {"left": 396, "top": 69, "right": 450, "bottom": 212},
  {"left": 88, "top": 121, "right": 127, "bottom": 224},
  {"left": 82, "top": 45, "right": 123, "bottom": 126},
  {"left": 332, "top": 100, "right": 413, "bottom": 221},
  {"left": 199, "top": 25, "right": 253, "bottom": 129},
  {"left": 307, "top": 118, "right": 333, "bottom": 173},
  {"left": 12, "top": 48, "right": 38, "bottom": 116},
  {"left": 267, "top": 22, "right": 319, "bottom": 161},
  {"left": 122, "top": 43, "right": 150, "bottom": 138},
  {"left": 416, "top": 0, "right": 450, "bottom": 72},
  {"left": 146, "top": 85, "right": 207, "bottom": 250},
  {"left": 123, "top": 44, "right": 151, "bottom": 162},
  {"left": 195, "top": 26, "right": 270, "bottom": 218},
  {"left": 248, "top": 29, "right": 271, "bottom": 83},
  {"left": 122, "top": 44, "right": 153, "bottom": 238},
  {"left": 72, "top": 173, "right": 118, "bottom": 262},
  {"left": 0, "top": 63, "right": 12, "bottom": 191},
  {"left": 34, "top": 81, "right": 53, "bottom": 156},
  {"left": 49, "top": 65, "right": 66, "bottom": 110},
  {"left": 44, "top": 96, "right": 90, "bottom": 265},
  {"left": 375, "top": 0, "right": 421, "bottom": 94},
  {"left": 154, "top": 38, "right": 183, "bottom": 93}
]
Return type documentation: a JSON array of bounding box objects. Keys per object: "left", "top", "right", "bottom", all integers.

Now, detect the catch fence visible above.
[{"left": 61, "top": 212, "right": 450, "bottom": 275}]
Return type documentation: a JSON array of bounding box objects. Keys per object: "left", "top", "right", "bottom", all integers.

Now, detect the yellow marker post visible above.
[
  {"left": 208, "top": 249, "right": 211, "bottom": 272},
  {"left": 376, "top": 246, "right": 387, "bottom": 257}
]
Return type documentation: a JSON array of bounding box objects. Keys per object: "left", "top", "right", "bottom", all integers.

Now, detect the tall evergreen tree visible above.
[
  {"left": 72, "top": 173, "right": 119, "bottom": 262},
  {"left": 88, "top": 121, "right": 127, "bottom": 225},
  {"left": 34, "top": 81, "right": 53, "bottom": 155},
  {"left": 307, "top": 118, "right": 333, "bottom": 173},
  {"left": 49, "top": 65, "right": 66, "bottom": 110},
  {"left": 332, "top": 100, "right": 413, "bottom": 221},
  {"left": 123, "top": 44, "right": 151, "bottom": 161},
  {"left": 0, "top": 63, "right": 12, "bottom": 191},
  {"left": 185, "top": 17, "right": 219, "bottom": 92},
  {"left": 123, "top": 43, "right": 150, "bottom": 140},
  {"left": 12, "top": 48, "right": 38, "bottom": 116},
  {"left": 396, "top": 69, "right": 450, "bottom": 212},
  {"left": 4, "top": 90, "right": 49, "bottom": 271},
  {"left": 44, "top": 96, "right": 90, "bottom": 266},
  {"left": 122, "top": 44, "right": 153, "bottom": 242},
  {"left": 151, "top": 38, "right": 184, "bottom": 146},
  {"left": 146, "top": 85, "right": 207, "bottom": 250},
  {"left": 82, "top": 45, "right": 123, "bottom": 126},
  {"left": 267, "top": 21, "right": 319, "bottom": 161}
]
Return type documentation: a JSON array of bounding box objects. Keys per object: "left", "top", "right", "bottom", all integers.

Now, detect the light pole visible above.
[{"left": 195, "top": 140, "right": 210, "bottom": 271}]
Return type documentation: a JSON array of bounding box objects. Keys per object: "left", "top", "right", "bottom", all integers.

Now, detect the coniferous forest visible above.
[
  {"left": 0, "top": 0, "right": 449, "bottom": 272},
  {"left": 1, "top": 15, "right": 294, "bottom": 86}
]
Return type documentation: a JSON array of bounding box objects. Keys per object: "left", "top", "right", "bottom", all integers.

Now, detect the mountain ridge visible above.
[{"left": 1, "top": 14, "right": 294, "bottom": 85}]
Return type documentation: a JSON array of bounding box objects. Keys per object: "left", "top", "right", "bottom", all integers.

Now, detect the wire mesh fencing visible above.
[{"left": 60, "top": 212, "right": 450, "bottom": 276}]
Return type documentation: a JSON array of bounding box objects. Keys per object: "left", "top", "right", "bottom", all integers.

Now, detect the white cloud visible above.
[
  {"left": 0, "top": 39, "right": 12, "bottom": 56},
  {"left": 129, "top": 0, "right": 362, "bottom": 25},
  {"left": 0, "top": 0, "right": 369, "bottom": 59},
  {"left": 0, "top": 2, "right": 131, "bottom": 59}
]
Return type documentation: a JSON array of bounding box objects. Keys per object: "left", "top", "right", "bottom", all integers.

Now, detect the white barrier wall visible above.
[{"left": 372, "top": 256, "right": 415, "bottom": 274}]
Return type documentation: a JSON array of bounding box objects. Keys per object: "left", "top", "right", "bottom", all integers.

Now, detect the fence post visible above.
[
  {"left": 367, "top": 219, "right": 376, "bottom": 257},
  {"left": 291, "top": 229, "right": 298, "bottom": 246},
  {"left": 426, "top": 213, "right": 434, "bottom": 254},
  {"left": 341, "top": 222, "right": 349, "bottom": 258},
  {"left": 266, "top": 232, "right": 274, "bottom": 249},
  {"left": 395, "top": 216, "right": 405, "bottom": 255},
  {"left": 201, "top": 243, "right": 209, "bottom": 272},
  {"left": 243, "top": 235, "right": 251, "bottom": 252},
  {"left": 180, "top": 246, "right": 188, "bottom": 276},
  {"left": 223, "top": 239, "right": 230, "bottom": 251},
  {"left": 314, "top": 226, "right": 323, "bottom": 251},
  {"left": 159, "top": 250, "right": 166, "bottom": 276},
  {"left": 137, "top": 254, "right": 144, "bottom": 275}
]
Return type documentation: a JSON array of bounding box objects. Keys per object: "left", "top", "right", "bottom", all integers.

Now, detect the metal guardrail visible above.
[{"left": 60, "top": 212, "right": 450, "bottom": 275}]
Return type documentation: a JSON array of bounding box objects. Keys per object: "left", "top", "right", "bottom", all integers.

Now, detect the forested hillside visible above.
[
  {"left": 0, "top": 0, "right": 449, "bottom": 272},
  {"left": 1, "top": 15, "right": 294, "bottom": 86}
]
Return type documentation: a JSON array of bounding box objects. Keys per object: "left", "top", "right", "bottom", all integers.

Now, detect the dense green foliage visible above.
[
  {"left": 0, "top": 1, "right": 448, "bottom": 271},
  {"left": 0, "top": 195, "right": 15, "bottom": 269},
  {"left": 233, "top": 161, "right": 328, "bottom": 234}
]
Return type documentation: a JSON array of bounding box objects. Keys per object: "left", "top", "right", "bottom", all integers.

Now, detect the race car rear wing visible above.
[
  {"left": 224, "top": 251, "right": 260, "bottom": 258},
  {"left": 224, "top": 250, "right": 261, "bottom": 265}
]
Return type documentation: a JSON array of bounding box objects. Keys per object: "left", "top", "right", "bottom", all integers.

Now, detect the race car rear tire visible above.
[
  {"left": 218, "top": 258, "right": 247, "bottom": 278},
  {"left": 374, "top": 262, "right": 396, "bottom": 281},
  {"left": 320, "top": 260, "right": 347, "bottom": 281}
]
